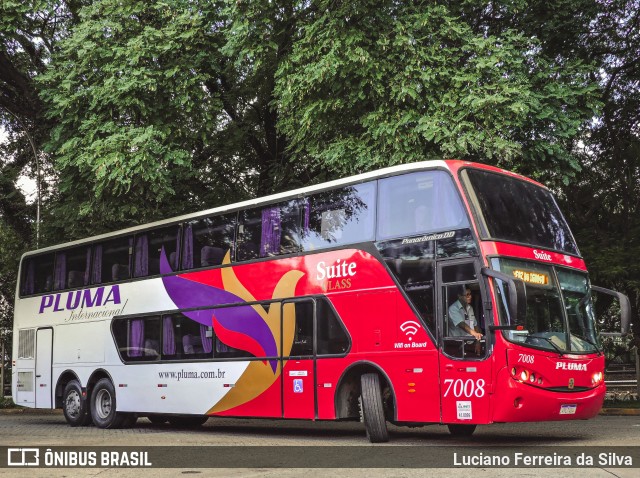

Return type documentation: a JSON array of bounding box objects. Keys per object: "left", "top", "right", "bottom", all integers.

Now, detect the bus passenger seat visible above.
[
  {"left": 67, "top": 270, "right": 85, "bottom": 288},
  {"left": 201, "top": 246, "right": 224, "bottom": 267},
  {"left": 111, "top": 264, "right": 129, "bottom": 281},
  {"left": 144, "top": 339, "right": 159, "bottom": 357},
  {"left": 183, "top": 334, "right": 204, "bottom": 354}
]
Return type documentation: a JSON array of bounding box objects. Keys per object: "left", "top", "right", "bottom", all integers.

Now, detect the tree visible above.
[{"left": 275, "top": 1, "right": 600, "bottom": 186}]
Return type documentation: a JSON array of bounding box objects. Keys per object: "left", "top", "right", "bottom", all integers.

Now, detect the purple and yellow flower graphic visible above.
[{"left": 160, "top": 249, "right": 304, "bottom": 412}]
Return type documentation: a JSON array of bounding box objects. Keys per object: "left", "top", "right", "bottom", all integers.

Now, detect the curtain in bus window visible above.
[
  {"left": 22, "top": 259, "right": 35, "bottom": 295},
  {"left": 134, "top": 234, "right": 149, "bottom": 277},
  {"left": 376, "top": 171, "right": 469, "bottom": 241},
  {"left": 65, "top": 246, "right": 90, "bottom": 289},
  {"left": 162, "top": 316, "right": 176, "bottom": 355},
  {"left": 84, "top": 247, "right": 91, "bottom": 285},
  {"left": 129, "top": 319, "right": 144, "bottom": 357},
  {"left": 261, "top": 207, "right": 281, "bottom": 256},
  {"left": 173, "top": 228, "right": 181, "bottom": 270},
  {"left": 182, "top": 224, "right": 194, "bottom": 269},
  {"left": 200, "top": 324, "right": 213, "bottom": 353},
  {"left": 53, "top": 252, "right": 66, "bottom": 290},
  {"left": 92, "top": 244, "right": 102, "bottom": 284}
]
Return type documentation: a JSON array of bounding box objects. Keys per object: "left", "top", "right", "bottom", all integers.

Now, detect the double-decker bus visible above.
[{"left": 13, "top": 160, "right": 630, "bottom": 442}]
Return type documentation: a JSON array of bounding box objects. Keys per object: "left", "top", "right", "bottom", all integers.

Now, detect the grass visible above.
[
  {"left": 603, "top": 399, "right": 640, "bottom": 409},
  {"left": 0, "top": 396, "right": 16, "bottom": 409}
]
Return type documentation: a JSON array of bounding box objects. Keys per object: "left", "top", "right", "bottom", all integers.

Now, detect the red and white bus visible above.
[{"left": 13, "top": 160, "right": 629, "bottom": 441}]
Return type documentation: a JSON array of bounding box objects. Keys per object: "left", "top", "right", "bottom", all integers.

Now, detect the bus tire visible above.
[
  {"left": 447, "top": 424, "right": 476, "bottom": 437},
  {"left": 62, "top": 380, "right": 91, "bottom": 427},
  {"left": 90, "top": 378, "right": 125, "bottom": 429},
  {"left": 360, "top": 373, "right": 389, "bottom": 443}
]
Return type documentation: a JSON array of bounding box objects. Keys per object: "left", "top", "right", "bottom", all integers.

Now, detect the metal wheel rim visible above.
[
  {"left": 65, "top": 390, "right": 81, "bottom": 419},
  {"left": 95, "top": 389, "right": 112, "bottom": 420}
]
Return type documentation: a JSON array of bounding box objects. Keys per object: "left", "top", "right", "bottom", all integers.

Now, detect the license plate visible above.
[{"left": 560, "top": 404, "right": 577, "bottom": 415}]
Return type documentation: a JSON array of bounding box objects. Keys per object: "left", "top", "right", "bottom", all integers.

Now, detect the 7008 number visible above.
[{"left": 443, "top": 378, "right": 486, "bottom": 398}]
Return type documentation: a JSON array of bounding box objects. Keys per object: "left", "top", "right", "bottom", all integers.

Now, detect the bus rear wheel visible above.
[
  {"left": 360, "top": 373, "right": 389, "bottom": 443},
  {"left": 447, "top": 424, "right": 476, "bottom": 437},
  {"left": 90, "top": 378, "right": 125, "bottom": 429},
  {"left": 62, "top": 380, "right": 91, "bottom": 427}
]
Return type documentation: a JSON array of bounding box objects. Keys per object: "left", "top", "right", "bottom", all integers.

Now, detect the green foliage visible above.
[
  {"left": 275, "top": 1, "right": 600, "bottom": 182},
  {"left": 0, "top": 0, "right": 636, "bottom": 344},
  {"left": 39, "top": 0, "right": 228, "bottom": 233}
]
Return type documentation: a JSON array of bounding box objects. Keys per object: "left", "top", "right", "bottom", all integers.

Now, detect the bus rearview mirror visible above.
[
  {"left": 590, "top": 285, "right": 631, "bottom": 336},
  {"left": 481, "top": 267, "right": 527, "bottom": 331}
]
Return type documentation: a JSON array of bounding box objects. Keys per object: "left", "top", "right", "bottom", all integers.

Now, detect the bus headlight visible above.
[{"left": 592, "top": 372, "right": 603, "bottom": 385}]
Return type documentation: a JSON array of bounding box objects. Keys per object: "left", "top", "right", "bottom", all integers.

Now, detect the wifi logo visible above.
[{"left": 400, "top": 320, "right": 421, "bottom": 341}]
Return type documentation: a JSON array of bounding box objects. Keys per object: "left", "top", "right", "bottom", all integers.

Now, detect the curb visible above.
[
  {"left": 0, "top": 408, "right": 63, "bottom": 415},
  {"left": 599, "top": 408, "right": 640, "bottom": 416}
]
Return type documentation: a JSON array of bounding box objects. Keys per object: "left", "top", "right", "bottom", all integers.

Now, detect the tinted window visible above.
[
  {"left": 161, "top": 312, "right": 213, "bottom": 360},
  {"left": 238, "top": 200, "right": 301, "bottom": 261},
  {"left": 377, "top": 171, "right": 469, "bottom": 240},
  {"left": 133, "top": 225, "right": 180, "bottom": 277},
  {"left": 376, "top": 239, "right": 436, "bottom": 336},
  {"left": 186, "top": 214, "right": 236, "bottom": 268},
  {"left": 463, "top": 169, "right": 579, "bottom": 255},
  {"left": 113, "top": 316, "right": 161, "bottom": 362},
  {"left": 316, "top": 299, "right": 349, "bottom": 355},
  {"left": 301, "top": 182, "right": 376, "bottom": 250},
  {"left": 62, "top": 246, "right": 91, "bottom": 289},
  {"left": 21, "top": 254, "right": 55, "bottom": 295},
  {"left": 285, "top": 301, "right": 314, "bottom": 357},
  {"left": 93, "top": 236, "right": 132, "bottom": 284}
]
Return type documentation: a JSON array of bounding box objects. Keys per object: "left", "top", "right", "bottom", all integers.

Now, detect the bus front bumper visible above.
[{"left": 492, "top": 368, "right": 605, "bottom": 423}]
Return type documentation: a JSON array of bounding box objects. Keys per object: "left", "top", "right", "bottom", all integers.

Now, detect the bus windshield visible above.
[
  {"left": 491, "top": 258, "right": 599, "bottom": 354},
  {"left": 462, "top": 168, "right": 579, "bottom": 255}
]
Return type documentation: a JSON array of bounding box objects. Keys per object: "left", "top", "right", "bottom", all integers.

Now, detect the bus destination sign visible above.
[{"left": 512, "top": 269, "right": 549, "bottom": 286}]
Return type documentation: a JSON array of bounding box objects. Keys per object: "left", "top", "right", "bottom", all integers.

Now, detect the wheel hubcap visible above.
[
  {"left": 65, "top": 390, "right": 80, "bottom": 419},
  {"left": 95, "top": 389, "right": 112, "bottom": 419}
]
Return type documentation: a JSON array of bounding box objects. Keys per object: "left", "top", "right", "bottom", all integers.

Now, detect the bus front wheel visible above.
[
  {"left": 90, "top": 378, "right": 125, "bottom": 429},
  {"left": 359, "top": 373, "right": 389, "bottom": 443},
  {"left": 447, "top": 424, "right": 477, "bottom": 437},
  {"left": 62, "top": 380, "right": 91, "bottom": 427}
]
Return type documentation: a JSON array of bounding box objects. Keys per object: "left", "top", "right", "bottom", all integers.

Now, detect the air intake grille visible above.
[{"left": 18, "top": 329, "right": 35, "bottom": 359}]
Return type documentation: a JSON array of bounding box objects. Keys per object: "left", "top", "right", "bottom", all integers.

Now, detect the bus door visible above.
[
  {"left": 35, "top": 328, "right": 53, "bottom": 408},
  {"left": 281, "top": 299, "right": 315, "bottom": 419},
  {"left": 437, "top": 260, "right": 492, "bottom": 424}
]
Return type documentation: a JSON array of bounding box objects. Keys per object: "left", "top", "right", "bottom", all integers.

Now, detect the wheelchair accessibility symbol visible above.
[{"left": 293, "top": 379, "right": 303, "bottom": 393}]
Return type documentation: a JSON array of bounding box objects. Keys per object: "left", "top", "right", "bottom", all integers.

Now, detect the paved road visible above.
[{"left": 0, "top": 411, "right": 638, "bottom": 477}]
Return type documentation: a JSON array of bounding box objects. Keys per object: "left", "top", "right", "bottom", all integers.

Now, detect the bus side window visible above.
[
  {"left": 238, "top": 201, "right": 301, "bottom": 260},
  {"left": 133, "top": 225, "right": 181, "bottom": 277},
  {"left": 300, "top": 182, "right": 376, "bottom": 251},
  {"left": 285, "top": 301, "right": 313, "bottom": 357},
  {"left": 112, "top": 316, "right": 161, "bottom": 361},
  {"left": 316, "top": 298, "right": 349, "bottom": 355},
  {"left": 186, "top": 214, "right": 236, "bottom": 268},
  {"left": 31, "top": 254, "right": 55, "bottom": 294},
  {"left": 93, "top": 236, "right": 132, "bottom": 284}
]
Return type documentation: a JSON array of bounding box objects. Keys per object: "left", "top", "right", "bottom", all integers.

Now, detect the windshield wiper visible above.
[
  {"left": 572, "top": 333, "right": 602, "bottom": 355},
  {"left": 529, "top": 333, "right": 565, "bottom": 357}
]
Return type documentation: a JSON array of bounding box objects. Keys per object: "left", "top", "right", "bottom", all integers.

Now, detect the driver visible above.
[{"left": 448, "top": 286, "right": 483, "bottom": 341}]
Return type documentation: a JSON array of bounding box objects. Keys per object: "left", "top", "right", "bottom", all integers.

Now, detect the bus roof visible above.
[{"left": 23, "top": 159, "right": 543, "bottom": 257}]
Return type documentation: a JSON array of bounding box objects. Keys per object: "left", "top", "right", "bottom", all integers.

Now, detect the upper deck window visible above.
[
  {"left": 463, "top": 169, "right": 579, "bottom": 256},
  {"left": 377, "top": 171, "right": 469, "bottom": 240},
  {"left": 300, "top": 182, "right": 376, "bottom": 251}
]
